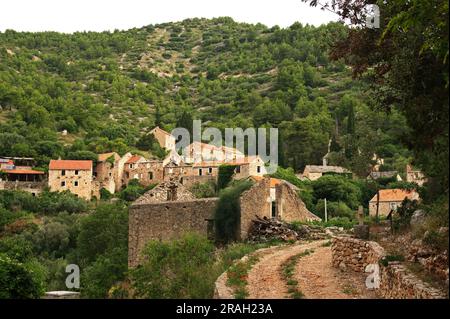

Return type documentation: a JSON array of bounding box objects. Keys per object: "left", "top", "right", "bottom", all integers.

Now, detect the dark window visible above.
[
  {"left": 257, "top": 166, "right": 261, "bottom": 173},
  {"left": 199, "top": 168, "right": 203, "bottom": 176},
  {"left": 61, "top": 181, "right": 66, "bottom": 187},
  {"left": 74, "top": 181, "right": 78, "bottom": 187},
  {"left": 75, "top": 170, "right": 79, "bottom": 175},
  {"left": 208, "top": 167, "right": 213, "bottom": 174},
  {"left": 236, "top": 166, "right": 241, "bottom": 173},
  {"left": 149, "top": 172, "right": 153, "bottom": 180},
  {"left": 61, "top": 170, "right": 66, "bottom": 176}
]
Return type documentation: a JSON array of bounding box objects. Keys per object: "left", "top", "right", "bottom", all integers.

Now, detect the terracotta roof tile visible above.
[
  {"left": 369, "top": 189, "right": 418, "bottom": 202},
  {"left": 49, "top": 160, "right": 92, "bottom": 170},
  {"left": 125, "top": 155, "right": 143, "bottom": 164},
  {"left": 1, "top": 168, "right": 45, "bottom": 175}
]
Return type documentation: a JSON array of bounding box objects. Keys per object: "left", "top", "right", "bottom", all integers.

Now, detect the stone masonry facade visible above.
[{"left": 128, "top": 197, "right": 218, "bottom": 267}]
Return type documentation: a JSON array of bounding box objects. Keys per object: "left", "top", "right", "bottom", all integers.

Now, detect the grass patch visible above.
[
  {"left": 226, "top": 254, "right": 260, "bottom": 299},
  {"left": 280, "top": 249, "right": 314, "bottom": 299}
]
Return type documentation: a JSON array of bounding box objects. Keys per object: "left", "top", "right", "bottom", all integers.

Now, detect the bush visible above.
[
  {"left": 214, "top": 180, "right": 253, "bottom": 243},
  {"left": 217, "top": 165, "right": 237, "bottom": 190},
  {"left": 130, "top": 233, "right": 217, "bottom": 298},
  {"left": 81, "top": 247, "right": 128, "bottom": 298},
  {"left": 314, "top": 200, "right": 354, "bottom": 219},
  {"left": 0, "top": 253, "right": 45, "bottom": 298},
  {"left": 312, "top": 175, "right": 361, "bottom": 210},
  {"left": 76, "top": 203, "right": 128, "bottom": 265},
  {"left": 189, "top": 181, "right": 216, "bottom": 198},
  {"left": 118, "top": 179, "right": 147, "bottom": 201}
]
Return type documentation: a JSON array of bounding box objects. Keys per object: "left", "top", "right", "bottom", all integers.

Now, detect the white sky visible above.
[{"left": 0, "top": 0, "right": 338, "bottom": 33}]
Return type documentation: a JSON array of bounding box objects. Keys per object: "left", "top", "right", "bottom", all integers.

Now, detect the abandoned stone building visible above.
[
  {"left": 128, "top": 180, "right": 217, "bottom": 267},
  {"left": 94, "top": 152, "right": 120, "bottom": 194},
  {"left": 123, "top": 156, "right": 165, "bottom": 187},
  {"left": 406, "top": 164, "right": 427, "bottom": 186},
  {"left": 48, "top": 159, "right": 97, "bottom": 200},
  {"left": 368, "top": 188, "right": 420, "bottom": 217},
  {"left": 149, "top": 126, "right": 176, "bottom": 151},
  {"left": 239, "top": 177, "right": 321, "bottom": 239},
  {"left": 301, "top": 164, "right": 352, "bottom": 181},
  {"left": 128, "top": 176, "right": 320, "bottom": 267}
]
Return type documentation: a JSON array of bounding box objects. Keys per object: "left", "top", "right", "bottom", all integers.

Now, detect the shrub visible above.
[
  {"left": 214, "top": 180, "right": 253, "bottom": 243},
  {"left": 81, "top": 247, "right": 128, "bottom": 298},
  {"left": 76, "top": 203, "right": 128, "bottom": 265},
  {"left": 0, "top": 253, "right": 46, "bottom": 299},
  {"left": 314, "top": 200, "right": 354, "bottom": 219},
  {"left": 189, "top": 181, "right": 216, "bottom": 198},
  {"left": 217, "top": 164, "right": 237, "bottom": 190},
  {"left": 130, "top": 233, "right": 217, "bottom": 298}
]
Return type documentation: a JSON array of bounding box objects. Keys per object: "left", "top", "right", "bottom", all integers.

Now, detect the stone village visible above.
[{"left": 2, "top": 126, "right": 442, "bottom": 299}]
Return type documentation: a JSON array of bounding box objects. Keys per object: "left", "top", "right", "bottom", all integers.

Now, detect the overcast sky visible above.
[{"left": 0, "top": 0, "right": 338, "bottom": 33}]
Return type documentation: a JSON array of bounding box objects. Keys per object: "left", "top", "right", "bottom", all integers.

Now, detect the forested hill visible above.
[{"left": 0, "top": 17, "right": 410, "bottom": 175}]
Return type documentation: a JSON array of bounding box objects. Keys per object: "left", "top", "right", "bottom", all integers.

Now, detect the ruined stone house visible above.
[
  {"left": 302, "top": 164, "right": 352, "bottom": 181},
  {"left": 149, "top": 126, "right": 176, "bottom": 151},
  {"left": 239, "top": 177, "right": 321, "bottom": 240},
  {"left": 406, "top": 164, "right": 427, "bottom": 186},
  {"left": 128, "top": 176, "right": 320, "bottom": 267},
  {"left": 128, "top": 180, "right": 218, "bottom": 267}
]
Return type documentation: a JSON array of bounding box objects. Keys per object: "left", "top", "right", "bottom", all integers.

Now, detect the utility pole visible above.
[{"left": 324, "top": 198, "right": 328, "bottom": 223}]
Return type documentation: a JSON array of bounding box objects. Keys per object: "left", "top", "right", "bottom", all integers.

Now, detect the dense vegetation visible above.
[
  {"left": 1, "top": 7, "right": 448, "bottom": 298},
  {"left": 1, "top": 18, "right": 411, "bottom": 175}
]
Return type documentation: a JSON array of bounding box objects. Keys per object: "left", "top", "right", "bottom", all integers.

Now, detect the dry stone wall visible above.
[{"left": 332, "top": 236, "right": 447, "bottom": 299}]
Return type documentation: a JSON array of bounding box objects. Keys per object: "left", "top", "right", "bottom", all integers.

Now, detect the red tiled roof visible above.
[
  {"left": 369, "top": 189, "right": 418, "bottom": 202},
  {"left": 1, "top": 168, "right": 45, "bottom": 175},
  {"left": 125, "top": 155, "right": 143, "bottom": 164},
  {"left": 49, "top": 160, "right": 92, "bottom": 170}
]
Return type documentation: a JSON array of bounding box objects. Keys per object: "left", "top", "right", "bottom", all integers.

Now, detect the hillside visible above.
[{"left": 0, "top": 17, "right": 411, "bottom": 174}]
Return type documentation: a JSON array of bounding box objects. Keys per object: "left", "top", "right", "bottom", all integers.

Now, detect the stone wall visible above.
[
  {"left": 128, "top": 197, "right": 218, "bottom": 267},
  {"left": 239, "top": 178, "right": 271, "bottom": 240},
  {"left": 0, "top": 180, "right": 46, "bottom": 196},
  {"left": 379, "top": 262, "right": 446, "bottom": 299},
  {"left": 275, "top": 182, "right": 321, "bottom": 222},
  {"left": 331, "top": 236, "right": 447, "bottom": 299},
  {"left": 331, "top": 236, "right": 385, "bottom": 272}
]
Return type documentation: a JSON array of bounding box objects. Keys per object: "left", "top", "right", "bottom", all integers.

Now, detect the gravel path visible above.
[
  {"left": 247, "top": 240, "right": 325, "bottom": 299},
  {"left": 246, "top": 240, "right": 377, "bottom": 299},
  {"left": 294, "top": 245, "right": 378, "bottom": 299}
]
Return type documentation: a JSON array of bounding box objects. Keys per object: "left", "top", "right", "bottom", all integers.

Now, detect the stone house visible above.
[
  {"left": 94, "top": 152, "right": 121, "bottom": 194},
  {"left": 369, "top": 189, "right": 420, "bottom": 217},
  {"left": 182, "top": 141, "right": 244, "bottom": 164},
  {"left": 406, "top": 164, "right": 427, "bottom": 186},
  {"left": 48, "top": 160, "right": 96, "bottom": 200},
  {"left": 0, "top": 158, "right": 46, "bottom": 196},
  {"left": 239, "top": 177, "right": 320, "bottom": 239},
  {"left": 123, "top": 155, "right": 164, "bottom": 187},
  {"left": 149, "top": 126, "right": 176, "bottom": 151},
  {"left": 367, "top": 171, "right": 402, "bottom": 181},
  {"left": 230, "top": 156, "right": 267, "bottom": 179},
  {"left": 302, "top": 164, "right": 352, "bottom": 181}
]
